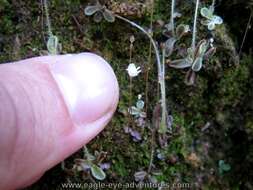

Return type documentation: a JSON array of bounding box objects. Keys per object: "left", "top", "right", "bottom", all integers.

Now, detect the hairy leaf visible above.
[
  {"left": 192, "top": 57, "right": 203, "bottom": 72},
  {"left": 200, "top": 7, "right": 213, "bottom": 19},
  {"left": 169, "top": 59, "right": 192, "bottom": 69},
  {"left": 165, "top": 38, "right": 177, "bottom": 57},
  {"left": 103, "top": 9, "right": 115, "bottom": 23},
  {"left": 84, "top": 5, "right": 101, "bottom": 16},
  {"left": 91, "top": 164, "right": 106, "bottom": 180}
]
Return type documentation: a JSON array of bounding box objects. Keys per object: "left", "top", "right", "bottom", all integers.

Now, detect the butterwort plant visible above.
[
  {"left": 200, "top": 6, "right": 223, "bottom": 30},
  {"left": 169, "top": 39, "right": 216, "bottom": 85},
  {"left": 84, "top": 0, "right": 115, "bottom": 23},
  {"left": 72, "top": 146, "right": 110, "bottom": 181},
  {"left": 168, "top": 0, "right": 217, "bottom": 85},
  {"left": 43, "top": 0, "right": 61, "bottom": 55},
  {"left": 163, "top": 0, "right": 190, "bottom": 57}
]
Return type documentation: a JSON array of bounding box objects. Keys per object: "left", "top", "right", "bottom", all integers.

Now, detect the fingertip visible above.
[{"left": 48, "top": 53, "right": 119, "bottom": 126}]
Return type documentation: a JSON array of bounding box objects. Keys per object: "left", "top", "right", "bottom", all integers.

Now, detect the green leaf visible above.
[
  {"left": 47, "top": 35, "right": 59, "bottom": 55},
  {"left": 136, "top": 100, "right": 145, "bottom": 110},
  {"left": 208, "top": 22, "right": 216, "bottom": 30},
  {"left": 196, "top": 40, "right": 208, "bottom": 57},
  {"left": 219, "top": 160, "right": 231, "bottom": 171},
  {"left": 201, "top": 19, "right": 210, "bottom": 26},
  {"left": 176, "top": 24, "right": 190, "bottom": 40},
  {"left": 222, "top": 164, "right": 231, "bottom": 171},
  {"left": 200, "top": 7, "right": 213, "bottom": 19},
  {"left": 84, "top": 5, "right": 101, "bottom": 16},
  {"left": 165, "top": 38, "right": 177, "bottom": 57},
  {"left": 192, "top": 57, "right": 203, "bottom": 72},
  {"left": 91, "top": 164, "right": 106, "bottom": 180},
  {"left": 187, "top": 47, "right": 195, "bottom": 59},
  {"left": 129, "top": 106, "right": 141, "bottom": 115},
  {"left": 169, "top": 59, "right": 192, "bottom": 69},
  {"left": 102, "top": 9, "right": 115, "bottom": 22},
  {"left": 213, "top": 16, "right": 223, "bottom": 24}
]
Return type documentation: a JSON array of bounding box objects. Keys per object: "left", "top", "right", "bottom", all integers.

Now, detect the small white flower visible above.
[
  {"left": 126, "top": 63, "right": 141, "bottom": 77},
  {"left": 209, "top": 38, "right": 215, "bottom": 48}
]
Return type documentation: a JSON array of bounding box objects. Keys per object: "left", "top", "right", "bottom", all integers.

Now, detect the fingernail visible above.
[{"left": 49, "top": 53, "right": 119, "bottom": 126}]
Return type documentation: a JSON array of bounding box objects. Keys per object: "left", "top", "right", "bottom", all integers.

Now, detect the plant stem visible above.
[
  {"left": 239, "top": 11, "right": 252, "bottom": 58},
  {"left": 145, "top": 0, "right": 154, "bottom": 115},
  {"left": 128, "top": 40, "right": 134, "bottom": 127},
  {"left": 115, "top": 14, "right": 168, "bottom": 133},
  {"left": 171, "top": 0, "right": 176, "bottom": 36},
  {"left": 129, "top": 77, "right": 133, "bottom": 119},
  {"left": 192, "top": 0, "right": 200, "bottom": 50},
  {"left": 43, "top": 0, "right": 52, "bottom": 35},
  {"left": 212, "top": 0, "right": 216, "bottom": 7}
]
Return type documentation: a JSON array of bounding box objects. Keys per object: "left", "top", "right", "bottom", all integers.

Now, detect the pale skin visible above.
[{"left": 0, "top": 53, "right": 119, "bottom": 189}]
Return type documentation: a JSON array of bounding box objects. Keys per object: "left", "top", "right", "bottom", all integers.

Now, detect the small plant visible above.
[
  {"left": 125, "top": 95, "right": 146, "bottom": 142},
  {"left": 163, "top": 23, "right": 190, "bottom": 57},
  {"left": 169, "top": 39, "right": 215, "bottom": 85},
  {"left": 46, "top": 35, "right": 60, "bottom": 55},
  {"left": 128, "top": 94, "right": 146, "bottom": 118},
  {"left": 163, "top": 1, "right": 190, "bottom": 57},
  {"left": 43, "top": 0, "right": 61, "bottom": 55},
  {"left": 84, "top": 0, "right": 115, "bottom": 23},
  {"left": 200, "top": 6, "right": 223, "bottom": 30},
  {"left": 72, "top": 146, "right": 110, "bottom": 181},
  {"left": 218, "top": 160, "right": 231, "bottom": 175}
]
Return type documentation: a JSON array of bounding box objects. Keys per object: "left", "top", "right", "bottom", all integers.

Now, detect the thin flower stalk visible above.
[
  {"left": 239, "top": 11, "right": 252, "bottom": 58},
  {"left": 115, "top": 14, "right": 168, "bottom": 133},
  {"left": 212, "top": 0, "right": 216, "bottom": 8},
  {"left": 192, "top": 0, "right": 200, "bottom": 50},
  {"left": 145, "top": 0, "right": 154, "bottom": 115},
  {"left": 129, "top": 37, "right": 134, "bottom": 121},
  {"left": 43, "top": 0, "right": 52, "bottom": 35},
  {"left": 171, "top": 0, "right": 176, "bottom": 36}
]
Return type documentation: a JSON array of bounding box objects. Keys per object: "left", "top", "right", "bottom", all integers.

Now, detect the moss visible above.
[{"left": 215, "top": 59, "right": 250, "bottom": 108}]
